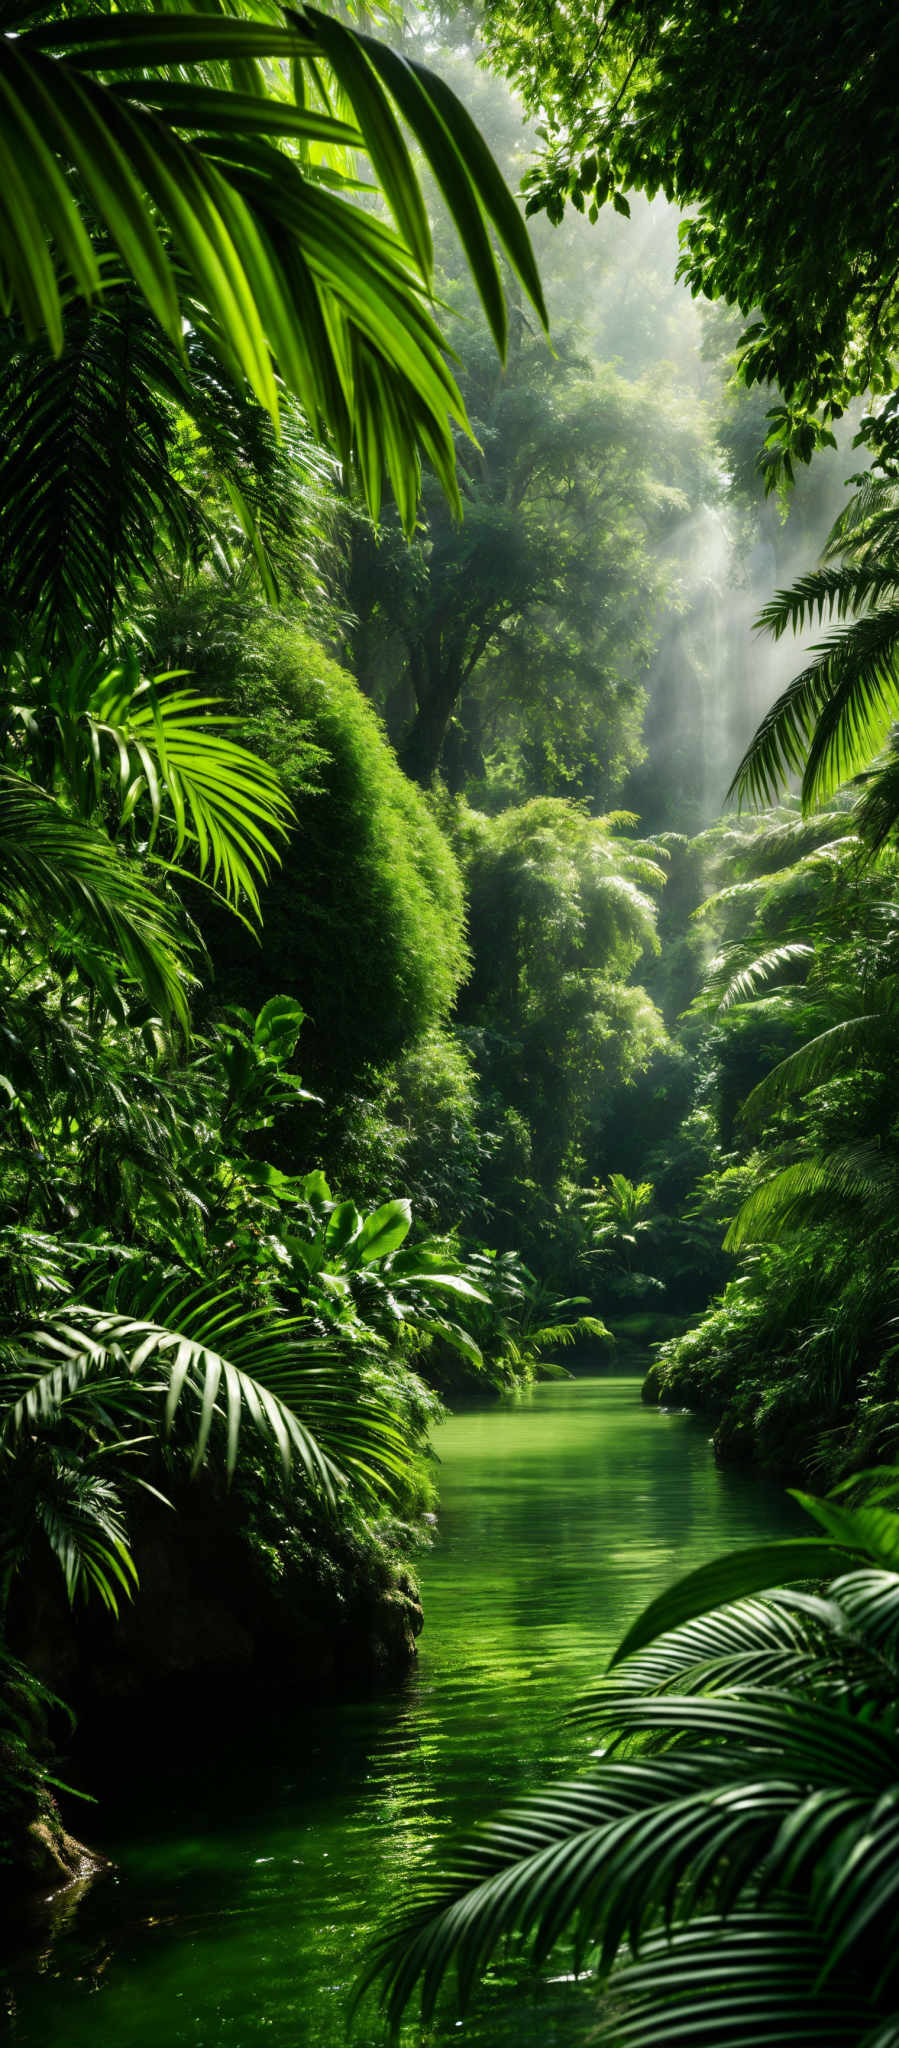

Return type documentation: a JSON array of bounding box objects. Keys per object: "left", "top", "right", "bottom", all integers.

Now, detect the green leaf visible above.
[
  {"left": 607, "top": 1541, "right": 856, "bottom": 1669},
  {"left": 353, "top": 1198, "right": 412, "bottom": 1264},
  {"left": 324, "top": 1201, "right": 362, "bottom": 1256},
  {"left": 253, "top": 994, "right": 306, "bottom": 1057},
  {"left": 792, "top": 1494, "right": 899, "bottom": 1571}
]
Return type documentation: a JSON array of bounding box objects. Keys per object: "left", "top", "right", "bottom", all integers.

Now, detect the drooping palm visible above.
[
  {"left": 687, "top": 814, "right": 899, "bottom": 1255},
  {"left": 1, "top": 1278, "right": 416, "bottom": 1612},
  {"left": 4, "top": 649, "right": 294, "bottom": 918},
  {"left": 0, "top": 288, "right": 339, "bottom": 649},
  {"left": 731, "top": 478, "right": 899, "bottom": 832},
  {"left": 0, "top": 993, "right": 479, "bottom": 1618},
  {"left": 359, "top": 1483, "right": 899, "bottom": 2047},
  {"left": 0, "top": 1, "right": 546, "bottom": 528},
  {"left": 645, "top": 802, "right": 899, "bottom": 1478},
  {"left": 0, "top": 769, "right": 192, "bottom": 1026}
]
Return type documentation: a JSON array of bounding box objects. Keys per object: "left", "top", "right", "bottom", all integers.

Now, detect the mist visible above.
[
  {"left": 420, "top": 24, "right": 861, "bottom": 831},
  {"left": 532, "top": 188, "right": 861, "bottom": 829}
]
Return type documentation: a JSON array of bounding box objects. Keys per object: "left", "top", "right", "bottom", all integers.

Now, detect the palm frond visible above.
[
  {"left": 825, "top": 478, "right": 899, "bottom": 555},
  {"left": 57, "top": 660, "right": 292, "bottom": 914},
  {"left": 724, "top": 1147, "right": 894, "bottom": 1249},
  {"left": 832, "top": 1569, "right": 899, "bottom": 1653},
  {"left": 576, "top": 1591, "right": 839, "bottom": 1705},
  {"left": 0, "top": 284, "right": 345, "bottom": 648},
  {"left": 736, "top": 812, "right": 858, "bottom": 873},
  {"left": 30, "top": 1455, "right": 138, "bottom": 1612},
  {"left": 607, "top": 1541, "right": 856, "bottom": 1669},
  {"left": 0, "top": 767, "right": 190, "bottom": 1024},
  {"left": 356, "top": 1755, "right": 772, "bottom": 2034},
  {"left": 360, "top": 1488, "right": 899, "bottom": 2040},
  {"left": 359, "top": 1725, "right": 895, "bottom": 2034},
  {"left": 758, "top": 564, "right": 899, "bottom": 642},
  {"left": 0, "top": 296, "right": 200, "bottom": 650},
  {"left": 0, "top": 6, "right": 547, "bottom": 528},
  {"left": 739, "top": 1019, "right": 887, "bottom": 1122},
  {"left": 594, "top": 1914, "right": 882, "bottom": 2048},
  {"left": 729, "top": 606, "right": 899, "bottom": 810},
  {"left": 6, "top": 1284, "right": 411, "bottom": 1501},
  {"left": 717, "top": 943, "right": 815, "bottom": 1011},
  {"left": 853, "top": 731, "right": 899, "bottom": 853}
]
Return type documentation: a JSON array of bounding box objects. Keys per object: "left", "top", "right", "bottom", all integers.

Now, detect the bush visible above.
[{"left": 149, "top": 598, "right": 469, "bottom": 1082}]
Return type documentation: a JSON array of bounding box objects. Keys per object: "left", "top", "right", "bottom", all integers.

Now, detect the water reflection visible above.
[{"left": 3, "top": 1374, "right": 800, "bottom": 2047}]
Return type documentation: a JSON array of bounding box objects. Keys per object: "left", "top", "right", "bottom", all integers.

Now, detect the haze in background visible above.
[{"left": 426, "top": 25, "right": 860, "bottom": 829}]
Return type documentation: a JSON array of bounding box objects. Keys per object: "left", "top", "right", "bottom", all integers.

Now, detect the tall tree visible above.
[{"left": 346, "top": 326, "right": 711, "bottom": 792}]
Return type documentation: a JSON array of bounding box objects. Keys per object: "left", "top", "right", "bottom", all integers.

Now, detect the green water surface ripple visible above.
[{"left": 3, "top": 1371, "right": 800, "bottom": 2047}]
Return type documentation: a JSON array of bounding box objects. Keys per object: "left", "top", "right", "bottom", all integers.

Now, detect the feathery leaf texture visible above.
[
  {"left": 738, "top": 1019, "right": 889, "bottom": 1123},
  {"left": 717, "top": 943, "right": 815, "bottom": 1011},
  {"left": 0, "top": 4, "right": 547, "bottom": 529},
  {"left": 6, "top": 1284, "right": 411, "bottom": 1502},
  {"left": 0, "top": 767, "right": 190, "bottom": 1025},
  {"left": 358, "top": 1491, "right": 899, "bottom": 2042},
  {"left": 10, "top": 654, "right": 294, "bottom": 915},
  {"left": 733, "top": 477, "right": 899, "bottom": 826},
  {"left": 725, "top": 1146, "right": 896, "bottom": 1250}
]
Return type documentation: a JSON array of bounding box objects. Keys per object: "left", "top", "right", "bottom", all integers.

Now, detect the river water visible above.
[{"left": 4, "top": 1370, "right": 800, "bottom": 2046}]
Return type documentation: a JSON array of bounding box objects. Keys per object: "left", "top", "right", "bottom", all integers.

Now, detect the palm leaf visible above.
[
  {"left": 576, "top": 1591, "right": 840, "bottom": 1704},
  {"left": 738, "top": 1020, "right": 888, "bottom": 1122},
  {"left": 832, "top": 1568, "right": 899, "bottom": 1652},
  {"left": 359, "top": 1497, "right": 899, "bottom": 2039},
  {"left": 729, "top": 606, "right": 899, "bottom": 810},
  {"left": 606, "top": 1542, "right": 856, "bottom": 1669},
  {"left": 0, "top": 767, "right": 190, "bottom": 1025},
  {"left": 0, "top": 6, "right": 547, "bottom": 528},
  {"left": 595, "top": 1914, "right": 883, "bottom": 2048},
  {"left": 356, "top": 1756, "right": 762, "bottom": 2033},
  {"left": 30, "top": 1457, "right": 139, "bottom": 1612},
  {"left": 0, "top": 297, "right": 199, "bottom": 648},
  {"left": 717, "top": 943, "right": 816, "bottom": 1011},
  {"left": 85, "top": 668, "right": 293, "bottom": 914},
  {"left": 724, "top": 1148, "right": 895, "bottom": 1249},
  {"left": 758, "top": 565, "right": 899, "bottom": 641},
  {"left": 0, "top": 288, "right": 334, "bottom": 646},
  {"left": 7, "top": 1286, "right": 411, "bottom": 1501},
  {"left": 8, "top": 654, "right": 294, "bottom": 916},
  {"left": 853, "top": 731, "right": 899, "bottom": 853}
]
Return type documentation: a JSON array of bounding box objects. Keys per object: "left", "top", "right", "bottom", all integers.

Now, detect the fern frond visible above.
[
  {"left": 730, "top": 606, "right": 899, "bottom": 810},
  {"left": 739, "top": 1016, "right": 885, "bottom": 1122},
  {"left": 757, "top": 564, "right": 899, "bottom": 641},
  {"left": 718, "top": 944, "right": 815, "bottom": 1011},
  {"left": 736, "top": 813, "right": 857, "bottom": 874},
  {"left": 725, "top": 1146, "right": 894, "bottom": 1249}
]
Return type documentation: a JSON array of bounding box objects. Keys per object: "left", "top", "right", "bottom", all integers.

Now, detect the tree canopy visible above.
[{"left": 481, "top": 0, "right": 899, "bottom": 478}]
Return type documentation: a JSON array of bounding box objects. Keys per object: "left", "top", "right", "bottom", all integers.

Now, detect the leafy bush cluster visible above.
[{"left": 642, "top": 796, "right": 899, "bottom": 1481}]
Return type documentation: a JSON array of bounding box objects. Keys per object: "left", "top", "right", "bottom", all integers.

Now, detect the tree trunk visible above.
[{"left": 396, "top": 663, "right": 461, "bottom": 784}]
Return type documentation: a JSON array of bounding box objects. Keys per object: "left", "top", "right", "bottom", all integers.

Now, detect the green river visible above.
[{"left": 4, "top": 1370, "right": 799, "bottom": 2046}]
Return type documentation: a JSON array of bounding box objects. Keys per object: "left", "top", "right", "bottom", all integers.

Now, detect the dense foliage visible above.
[
  {"left": 480, "top": 0, "right": 899, "bottom": 483},
  {"left": 361, "top": 1480, "right": 899, "bottom": 2047},
  {"left": 10, "top": 8, "right": 899, "bottom": 2048},
  {"left": 640, "top": 793, "right": 899, "bottom": 1484}
]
